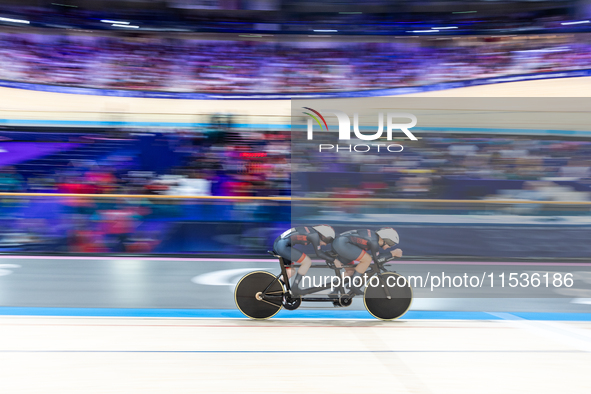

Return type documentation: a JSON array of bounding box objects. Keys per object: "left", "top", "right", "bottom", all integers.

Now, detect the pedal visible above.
[{"left": 283, "top": 296, "right": 301, "bottom": 311}]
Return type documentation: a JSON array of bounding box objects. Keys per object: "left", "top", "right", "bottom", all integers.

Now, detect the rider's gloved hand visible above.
[{"left": 391, "top": 249, "right": 403, "bottom": 258}]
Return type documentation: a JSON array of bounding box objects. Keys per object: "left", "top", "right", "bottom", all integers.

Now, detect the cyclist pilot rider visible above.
[
  {"left": 273, "top": 225, "right": 338, "bottom": 295},
  {"left": 332, "top": 228, "right": 403, "bottom": 295}
]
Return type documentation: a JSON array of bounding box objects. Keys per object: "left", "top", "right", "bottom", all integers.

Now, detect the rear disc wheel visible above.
[{"left": 235, "top": 271, "right": 284, "bottom": 320}]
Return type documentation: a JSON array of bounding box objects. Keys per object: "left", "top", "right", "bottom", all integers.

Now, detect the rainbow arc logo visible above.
[
  {"left": 302, "top": 107, "right": 418, "bottom": 142},
  {"left": 302, "top": 107, "right": 328, "bottom": 131}
]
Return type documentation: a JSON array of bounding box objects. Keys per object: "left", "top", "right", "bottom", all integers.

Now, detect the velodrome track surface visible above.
[
  {"left": 0, "top": 316, "right": 590, "bottom": 394},
  {"left": 1, "top": 256, "right": 591, "bottom": 316},
  {"left": 1, "top": 256, "right": 591, "bottom": 394}
]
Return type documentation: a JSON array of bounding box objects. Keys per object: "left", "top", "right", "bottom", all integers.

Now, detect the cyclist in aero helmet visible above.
[
  {"left": 272, "top": 224, "right": 340, "bottom": 295},
  {"left": 331, "top": 227, "right": 403, "bottom": 295},
  {"left": 376, "top": 227, "right": 399, "bottom": 247}
]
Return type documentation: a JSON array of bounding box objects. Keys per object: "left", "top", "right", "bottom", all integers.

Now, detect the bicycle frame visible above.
[
  {"left": 235, "top": 251, "right": 409, "bottom": 320},
  {"left": 263, "top": 251, "right": 393, "bottom": 304}
]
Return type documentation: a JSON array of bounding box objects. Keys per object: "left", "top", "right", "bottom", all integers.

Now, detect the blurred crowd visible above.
[
  {"left": 295, "top": 136, "right": 591, "bottom": 201},
  {"left": 0, "top": 126, "right": 291, "bottom": 198},
  {"left": 0, "top": 125, "right": 292, "bottom": 253},
  {"left": 145, "top": 126, "right": 291, "bottom": 197},
  {"left": 3, "top": 130, "right": 590, "bottom": 254},
  {"left": 1, "top": 32, "right": 591, "bottom": 93},
  {"left": 1, "top": 120, "right": 590, "bottom": 256},
  {"left": 2, "top": 127, "right": 590, "bottom": 201}
]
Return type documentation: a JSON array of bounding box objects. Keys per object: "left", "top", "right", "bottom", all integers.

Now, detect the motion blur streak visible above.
[{"left": 0, "top": 0, "right": 590, "bottom": 393}]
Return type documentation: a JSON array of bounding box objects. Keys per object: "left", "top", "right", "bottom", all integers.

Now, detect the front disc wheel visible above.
[{"left": 364, "top": 272, "right": 412, "bottom": 321}]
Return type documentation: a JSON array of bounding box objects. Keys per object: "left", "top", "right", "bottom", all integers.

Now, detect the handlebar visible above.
[
  {"left": 323, "top": 254, "right": 397, "bottom": 269},
  {"left": 382, "top": 255, "right": 398, "bottom": 264}
]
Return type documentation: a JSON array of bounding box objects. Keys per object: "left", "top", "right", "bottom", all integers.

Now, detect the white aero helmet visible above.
[
  {"left": 376, "top": 228, "right": 399, "bottom": 247},
  {"left": 313, "top": 225, "right": 335, "bottom": 243}
]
